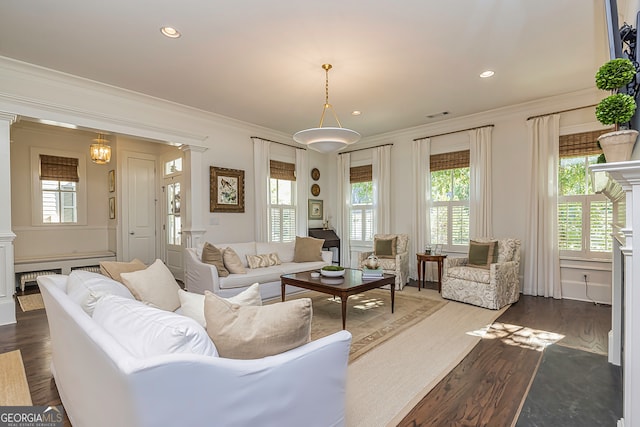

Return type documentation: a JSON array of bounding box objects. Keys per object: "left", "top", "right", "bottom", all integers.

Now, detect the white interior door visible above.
[{"left": 126, "top": 155, "right": 157, "bottom": 264}]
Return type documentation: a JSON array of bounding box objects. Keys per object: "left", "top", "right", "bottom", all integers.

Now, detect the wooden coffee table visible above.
[{"left": 280, "top": 268, "right": 396, "bottom": 330}]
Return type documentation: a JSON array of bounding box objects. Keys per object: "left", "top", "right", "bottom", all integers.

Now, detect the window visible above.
[
  {"left": 163, "top": 155, "right": 182, "bottom": 247},
  {"left": 558, "top": 131, "right": 612, "bottom": 257},
  {"left": 429, "top": 150, "right": 470, "bottom": 249},
  {"left": 350, "top": 165, "right": 374, "bottom": 243},
  {"left": 269, "top": 160, "right": 296, "bottom": 242},
  {"left": 39, "top": 154, "right": 79, "bottom": 224}
]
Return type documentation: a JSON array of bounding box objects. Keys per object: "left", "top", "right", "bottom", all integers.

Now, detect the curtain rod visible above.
[
  {"left": 526, "top": 104, "right": 598, "bottom": 121},
  {"left": 337, "top": 143, "right": 394, "bottom": 155},
  {"left": 413, "top": 124, "right": 494, "bottom": 141},
  {"left": 250, "top": 136, "right": 306, "bottom": 150}
]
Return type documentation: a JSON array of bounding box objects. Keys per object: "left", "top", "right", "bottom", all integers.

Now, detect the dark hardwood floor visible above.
[{"left": 1, "top": 281, "right": 614, "bottom": 427}]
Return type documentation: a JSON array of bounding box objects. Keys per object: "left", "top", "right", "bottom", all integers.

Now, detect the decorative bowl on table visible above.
[{"left": 321, "top": 266, "right": 345, "bottom": 277}]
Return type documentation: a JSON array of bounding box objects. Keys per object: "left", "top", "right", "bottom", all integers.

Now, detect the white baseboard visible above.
[{"left": 561, "top": 279, "right": 611, "bottom": 304}]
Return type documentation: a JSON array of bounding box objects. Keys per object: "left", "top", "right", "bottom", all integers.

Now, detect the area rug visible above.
[
  {"left": 287, "top": 288, "right": 447, "bottom": 363},
  {"left": 17, "top": 293, "right": 45, "bottom": 312},
  {"left": 345, "top": 287, "right": 508, "bottom": 427},
  {"left": 0, "top": 350, "right": 33, "bottom": 405}
]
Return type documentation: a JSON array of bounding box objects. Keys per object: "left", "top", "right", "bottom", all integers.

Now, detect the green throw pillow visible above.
[
  {"left": 468, "top": 240, "right": 497, "bottom": 269},
  {"left": 374, "top": 237, "right": 397, "bottom": 259}
]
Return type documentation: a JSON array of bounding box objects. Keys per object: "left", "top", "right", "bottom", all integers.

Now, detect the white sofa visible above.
[
  {"left": 37, "top": 273, "right": 352, "bottom": 427},
  {"left": 184, "top": 241, "right": 333, "bottom": 299}
]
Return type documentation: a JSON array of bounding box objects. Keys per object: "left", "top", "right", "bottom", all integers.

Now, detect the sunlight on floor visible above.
[
  {"left": 467, "top": 322, "right": 565, "bottom": 351},
  {"left": 323, "top": 294, "right": 386, "bottom": 311}
]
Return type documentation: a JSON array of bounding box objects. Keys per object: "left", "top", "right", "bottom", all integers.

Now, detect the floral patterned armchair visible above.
[
  {"left": 357, "top": 234, "right": 410, "bottom": 290},
  {"left": 441, "top": 238, "right": 521, "bottom": 309}
]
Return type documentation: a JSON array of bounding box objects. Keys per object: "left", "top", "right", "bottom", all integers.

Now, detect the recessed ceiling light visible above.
[
  {"left": 351, "top": 110, "right": 362, "bottom": 116},
  {"left": 480, "top": 70, "right": 495, "bottom": 78},
  {"left": 161, "top": 26, "right": 181, "bottom": 38}
]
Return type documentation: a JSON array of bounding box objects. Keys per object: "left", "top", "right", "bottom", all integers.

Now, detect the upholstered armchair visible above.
[
  {"left": 441, "top": 238, "right": 521, "bottom": 310},
  {"left": 357, "top": 234, "right": 410, "bottom": 290}
]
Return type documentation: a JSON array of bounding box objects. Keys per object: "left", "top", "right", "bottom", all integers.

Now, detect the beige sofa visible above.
[{"left": 184, "top": 241, "right": 332, "bottom": 300}]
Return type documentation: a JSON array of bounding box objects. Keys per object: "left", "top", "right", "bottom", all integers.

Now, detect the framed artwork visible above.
[
  {"left": 108, "top": 169, "right": 115, "bottom": 192},
  {"left": 109, "top": 197, "right": 116, "bottom": 219},
  {"left": 308, "top": 199, "right": 323, "bottom": 220},
  {"left": 311, "top": 168, "right": 320, "bottom": 181},
  {"left": 210, "top": 166, "right": 245, "bottom": 213}
]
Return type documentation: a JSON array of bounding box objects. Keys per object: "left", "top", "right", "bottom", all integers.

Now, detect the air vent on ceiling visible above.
[{"left": 426, "top": 111, "right": 450, "bottom": 119}]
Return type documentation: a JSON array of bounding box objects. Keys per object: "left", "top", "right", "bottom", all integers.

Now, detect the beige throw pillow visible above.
[
  {"left": 293, "top": 236, "right": 324, "bottom": 262},
  {"left": 204, "top": 291, "right": 312, "bottom": 359},
  {"left": 120, "top": 259, "right": 181, "bottom": 311},
  {"left": 201, "top": 242, "right": 229, "bottom": 277},
  {"left": 246, "top": 253, "right": 281, "bottom": 269},
  {"left": 223, "top": 247, "right": 246, "bottom": 274},
  {"left": 100, "top": 259, "right": 146, "bottom": 283},
  {"left": 374, "top": 236, "right": 398, "bottom": 259},
  {"left": 467, "top": 240, "right": 498, "bottom": 269},
  {"left": 178, "top": 283, "right": 262, "bottom": 327}
]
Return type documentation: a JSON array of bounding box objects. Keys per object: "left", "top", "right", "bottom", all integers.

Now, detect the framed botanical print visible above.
[
  {"left": 210, "top": 167, "right": 245, "bottom": 213},
  {"left": 308, "top": 199, "right": 323, "bottom": 220},
  {"left": 108, "top": 169, "right": 115, "bottom": 192},
  {"left": 109, "top": 197, "right": 116, "bottom": 219}
]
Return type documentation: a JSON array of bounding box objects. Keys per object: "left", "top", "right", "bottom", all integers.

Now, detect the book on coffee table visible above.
[{"left": 362, "top": 267, "right": 383, "bottom": 278}]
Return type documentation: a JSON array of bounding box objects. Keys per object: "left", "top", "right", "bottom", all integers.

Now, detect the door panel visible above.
[{"left": 127, "top": 156, "right": 156, "bottom": 264}]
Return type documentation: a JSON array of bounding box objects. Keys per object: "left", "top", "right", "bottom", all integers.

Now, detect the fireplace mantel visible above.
[{"left": 590, "top": 160, "right": 640, "bottom": 427}]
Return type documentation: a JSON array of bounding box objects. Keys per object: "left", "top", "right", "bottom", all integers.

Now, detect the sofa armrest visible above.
[
  {"left": 321, "top": 250, "right": 333, "bottom": 264},
  {"left": 443, "top": 256, "right": 468, "bottom": 277},
  {"left": 357, "top": 251, "right": 374, "bottom": 265},
  {"left": 183, "top": 248, "right": 221, "bottom": 295},
  {"left": 126, "top": 330, "right": 353, "bottom": 427},
  {"left": 491, "top": 261, "right": 519, "bottom": 287}
]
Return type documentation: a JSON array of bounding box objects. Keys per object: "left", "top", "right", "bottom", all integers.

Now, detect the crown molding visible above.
[{"left": 0, "top": 56, "right": 293, "bottom": 147}]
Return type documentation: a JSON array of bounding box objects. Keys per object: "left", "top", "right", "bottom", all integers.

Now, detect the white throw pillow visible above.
[
  {"left": 120, "top": 259, "right": 181, "bottom": 311},
  {"left": 93, "top": 294, "right": 218, "bottom": 358},
  {"left": 66, "top": 270, "right": 134, "bottom": 316},
  {"left": 178, "top": 283, "right": 262, "bottom": 327}
]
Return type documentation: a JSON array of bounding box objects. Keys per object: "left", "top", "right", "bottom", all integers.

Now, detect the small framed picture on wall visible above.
[
  {"left": 109, "top": 197, "right": 116, "bottom": 219},
  {"left": 108, "top": 170, "right": 115, "bottom": 193},
  {"left": 308, "top": 199, "right": 323, "bottom": 220}
]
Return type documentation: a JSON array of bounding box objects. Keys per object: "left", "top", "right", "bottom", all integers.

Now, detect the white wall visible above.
[{"left": 0, "top": 56, "right": 614, "bottom": 306}]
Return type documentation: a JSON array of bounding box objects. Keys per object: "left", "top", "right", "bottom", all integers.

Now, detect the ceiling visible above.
[{"left": 0, "top": 1, "right": 612, "bottom": 139}]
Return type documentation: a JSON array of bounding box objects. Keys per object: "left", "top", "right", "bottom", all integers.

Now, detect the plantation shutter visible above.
[
  {"left": 270, "top": 160, "right": 296, "bottom": 181},
  {"left": 40, "top": 155, "right": 79, "bottom": 182},
  {"left": 558, "top": 130, "right": 608, "bottom": 158},
  {"left": 430, "top": 150, "right": 470, "bottom": 171},
  {"left": 350, "top": 165, "right": 372, "bottom": 183}
]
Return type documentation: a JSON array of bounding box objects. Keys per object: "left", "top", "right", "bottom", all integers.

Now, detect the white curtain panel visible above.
[
  {"left": 336, "top": 153, "right": 351, "bottom": 267},
  {"left": 252, "top": 138, "right": 271, "bottom": 242},
  {"left": 411, "top": 138, "right": 431, "bottom": 279},
  {"left": 372, "top": 145, "right": 391, "bottom": 234},
  {"left": 524, "top": 115, "right": 561, "bottom": 298},
  {"left": 295, "top": 148, "right": 308, "bottom": 237},
  {"left": 469, "top": 126, "right": 493, "bottom": 238}
]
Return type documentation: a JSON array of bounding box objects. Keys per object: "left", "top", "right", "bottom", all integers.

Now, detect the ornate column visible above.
[
  {"left": 180, "top": 145, "right": 207, "bottom": 249},
  {"left": 0, "top": 112, "right": 17, "bottom": 325},
  {"left": 592, "top": 161, "right": 640, "bottom": 427}
]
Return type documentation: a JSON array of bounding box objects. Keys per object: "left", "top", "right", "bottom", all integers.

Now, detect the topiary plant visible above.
[
  {"left": 595, "top": 93, "right": 637, "bottom": 125},
  {"left": 596, "top": 58, "right": 636, "bottom": 90},
  {"left": 595, "top": 58, "right": 638, "bottom": 129}
]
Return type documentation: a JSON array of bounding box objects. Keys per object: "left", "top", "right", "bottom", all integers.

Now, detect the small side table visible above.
[{"left": 417, "top": 253, "right": 447, "bottom": 292}]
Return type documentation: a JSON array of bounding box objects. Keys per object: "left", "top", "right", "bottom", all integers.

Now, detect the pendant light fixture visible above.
[
  {"left": 293, "top": 64, "right": 360, "bottom": 153},
  {"left": 90, "top": 133, "right": 112, "bottom": 164}
]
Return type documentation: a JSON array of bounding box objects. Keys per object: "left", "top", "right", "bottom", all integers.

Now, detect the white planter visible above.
[{"left": 597, "top": 129, "right": 638, "bottom": 162}]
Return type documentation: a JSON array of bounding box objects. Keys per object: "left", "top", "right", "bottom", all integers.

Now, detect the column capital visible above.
[
  {"left": 0, "top": 113, "right": 17, "bottom": 124},
  {"left": 180, "top": 144, "right": 208, "bottom": 154}
]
